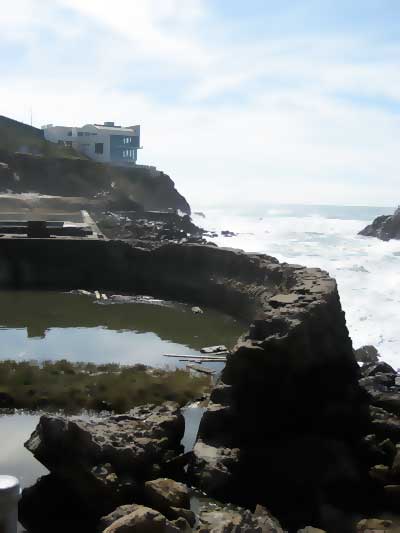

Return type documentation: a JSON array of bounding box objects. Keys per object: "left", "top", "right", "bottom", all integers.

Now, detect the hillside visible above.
[
  {"left": 0, "top": 115, "right": 83, "bottom": 159},
  {"left": 0, "top": 116, "right": 191, "bottom": 214}
]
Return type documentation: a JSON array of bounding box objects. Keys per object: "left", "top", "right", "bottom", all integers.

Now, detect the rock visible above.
[
  {"left": 191, "top": 307, "right": 203, "bottom": 315},
  {"left": 391, "top": 446, "right": 400, "bottom": 479},
  {"left": 361, "top": 361, "right": 396, "bottom": 377},
  {"left": 220, "top": 230, "right": 237, "bottom": 237},
  {"left": 197, "top": 504, "right": 284, "bottom": 533},
  {"left": 359, "top": 207, "right": 400, "bottom": 241},
  {"left": 191, "top": 441, "right": 240, "bottom": 497},
  {"left": 103, "top": 505, "right": 181, "bottom": 533},
  {"left": 172, "top": 517, "right": 192, "bottom": 532},
  {"left": 369, "top": 464, "right": 391, "bottom": 484},
  {"left": 99, "top": 505, "right": 141, "bottom": 531},
  {"left": 188, "top": 249, "right": 370, "bottom": 526},
  {"left": 370, "top": 406, "right": 400, "bottom": 441},
  {"left": 170, "top": 508, "right": 195, "bottom": 527},
  {"left": 359, "top": 367, "right": 400, "bottom": 416},
  {"left": 384, "top": 484, "right": 400, "bottom": 509},
  {"left": 96, "top": 211, "right": 206, "bottom": 249},
  {"left": 25, "top": 403, "right": 185, "bottom": 516},
  {"left": 19, "top": 473, "right": 99, "bottom": 533},
  {"left": 378, "top": 439, "right": 397, "bottom": 463},
  {"left": 356, "top": 518, "right": 393, "bottom": 532},
  {"left": 354, "top": 345, "right": 380, "bottom": 364},
  {"left": 144, "top": 478, "right": 190, "bottom": 516}
]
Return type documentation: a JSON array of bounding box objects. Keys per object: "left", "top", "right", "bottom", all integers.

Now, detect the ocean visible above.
[{"left": 192, "top": 204, "right": 400, "bottom": 368}]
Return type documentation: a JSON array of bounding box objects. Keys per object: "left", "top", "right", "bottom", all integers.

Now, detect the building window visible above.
[
  {"left": 77, "top": 132, "right": 83, "bottom": 137},
  {"left": 67, "top": 131, "right": 72, "bottom": 136},
  {"left": 95, "top": 143, "right": 104, "bottom": 154}
]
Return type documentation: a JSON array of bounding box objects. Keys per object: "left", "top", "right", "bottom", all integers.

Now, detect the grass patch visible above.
[{"left": 0, "top": 360, "right": 211, "bottom": 413}]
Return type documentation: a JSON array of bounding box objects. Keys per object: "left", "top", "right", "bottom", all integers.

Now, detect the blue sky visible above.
[{"left": 1, "top": 0, "right": 400, "bottom": 207}]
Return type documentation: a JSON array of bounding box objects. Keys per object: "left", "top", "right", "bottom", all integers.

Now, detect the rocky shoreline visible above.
[
  {"left": 7, "top": 239, "right": 399, "bottom": 532},
  {"left": 359, "top": 206, "right": 400, "bottom": 241},
  {"left": 0, "top": 145, "right": 399, "bottom": 530}
]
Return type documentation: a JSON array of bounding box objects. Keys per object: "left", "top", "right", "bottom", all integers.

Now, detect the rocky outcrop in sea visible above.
[{"left": 359, "top": 207, "right": 400, "bottom": 241}]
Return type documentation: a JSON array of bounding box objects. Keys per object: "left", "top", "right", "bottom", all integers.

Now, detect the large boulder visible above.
[
  {"left": 354, "top": 345, "right": 380, "bottom": 364},
  {"left": 144, "top": 478, "right": 192, "bottom": 524},
  {"left": 144, "top": 479, "right": 190, "bottom": 510},
  {"left": 196, "top": 504, "right": 284, "bottom": 533},
  {"left": 99, "top": 505, "right": 141, "bottom": 531},
  {"left": 356, "top": 518, "right": 393, "bottom": 532},
  {"left": 359, "top": 207, "right": 400, "bottom": 241},
  {"left": 24, "top": 402, "right": 185, "bottom": 516},
  {"left": 102, "top": 506, "right": 181, "bottom": 533}
]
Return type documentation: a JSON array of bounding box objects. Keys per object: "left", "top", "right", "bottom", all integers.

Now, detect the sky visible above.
[{"left": 0, "top": 0, "right": 399, "bottom": 209}]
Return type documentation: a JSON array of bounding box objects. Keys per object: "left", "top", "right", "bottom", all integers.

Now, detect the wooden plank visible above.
[
  {"left": 186, "top": 364, "right": 216, "bottom": 375},
  {"left": 179, "top": 357, "right": 226, "bottom": 363},
  {"left": 164, "top": 354, "right": 226, "bottom": 361}
]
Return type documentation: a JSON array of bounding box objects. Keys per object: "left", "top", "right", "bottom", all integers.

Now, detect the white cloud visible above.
[{"left": 0, "top": 0, "right": 399, "bottom": 208}]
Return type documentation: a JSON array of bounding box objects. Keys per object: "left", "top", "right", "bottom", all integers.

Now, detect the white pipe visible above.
[{"left": 0, "top": 476, "right": 20, "bottom": 533}]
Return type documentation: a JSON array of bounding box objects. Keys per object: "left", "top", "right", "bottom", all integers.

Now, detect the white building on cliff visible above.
[{"left": 42, "top": 122, "right": 141, "bottom": 164}]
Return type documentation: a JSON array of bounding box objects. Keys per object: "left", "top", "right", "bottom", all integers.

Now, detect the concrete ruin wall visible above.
[{"left": 0, "top": 238, "right": 369, "bottom": 527}]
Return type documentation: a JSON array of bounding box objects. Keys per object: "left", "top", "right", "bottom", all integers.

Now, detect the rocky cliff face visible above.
[
  {"left": 0, "top": 151, "right": 190, "bottom": 213},
  {"left": 359, "top": 207, "right": 400, "bottom": 241},
  {"left": 186, "top": 254, "right": 370, "bottom": 530}
]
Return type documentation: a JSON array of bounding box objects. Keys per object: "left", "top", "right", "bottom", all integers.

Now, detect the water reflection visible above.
[
  {"left": 0, "top": 290, "right": 244, "bottom": 367},
  {"left": 0, "top": 412, "right": 46, "bottom": 489}
]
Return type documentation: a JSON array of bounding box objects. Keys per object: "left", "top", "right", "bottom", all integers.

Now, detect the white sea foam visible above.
[{"left": 193, "top": 207, "right": 400, "bottom": 368}]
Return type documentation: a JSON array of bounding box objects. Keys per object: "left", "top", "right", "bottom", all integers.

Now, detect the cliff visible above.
[
  {"left": 359, "top": 207, "right": 400, "bottom": 241},
  {"left": 0, "top": 115, "right": 190, "bottom": 213},
  {"left": 0, "top": 151, "right": 190, "bottom": 214}
]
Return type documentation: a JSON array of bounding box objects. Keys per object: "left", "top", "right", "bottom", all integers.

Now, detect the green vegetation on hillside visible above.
[
  {"left": 0, "top": 115, "right": 84, "bottom": 159},
  {"left": 0, "top": 360, "right": 210, "bottom": 413}
]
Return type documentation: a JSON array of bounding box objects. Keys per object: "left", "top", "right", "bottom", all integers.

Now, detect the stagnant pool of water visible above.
[
  {"left": 0, "top": 289, "right": 244, "bottom": 532},
  {"left": 0, "top": 290, "right": 243, "bottom": 367}
]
